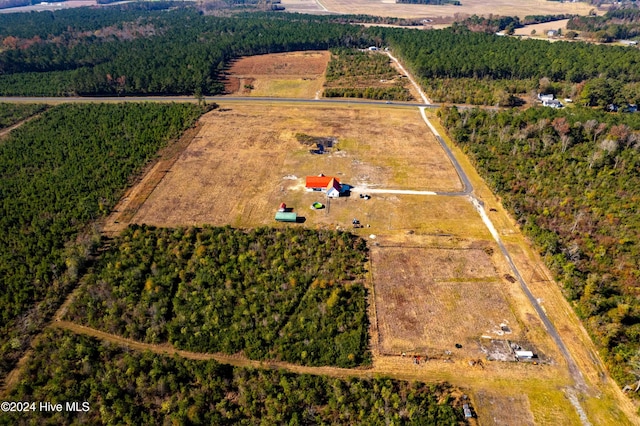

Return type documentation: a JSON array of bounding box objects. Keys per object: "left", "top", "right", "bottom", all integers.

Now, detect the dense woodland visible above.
[
  {"left": 2, "top": 329, "right": 467, "bottom": 425},
  {"left": 323, "top": 48, "right": 412, "bottom": 101},
  {"left": 369, "top": 25, "right": 640, "bottom": 105},
  {"left": 568, "top": 7, "right": 640, "bottom": 42},
  {"left": 0, "top": 6, "right": 371, "bottom": 96},
  {"left": 2, "top": 7, "right": 640, "bottom": 104},
  {"left": 0, "top": 102, "right": 46, "bottom": 129},
  {"left": 66, "top": 225, "right": 370, "bottom": 368},
  {"left": 439, "top": 106, "right": 640, "bottom": 390},
  {"left": 0, "top": 102, "right": 204, "bottom": 387}
]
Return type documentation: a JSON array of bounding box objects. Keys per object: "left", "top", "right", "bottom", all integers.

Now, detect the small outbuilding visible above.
[
  {"left": 543, "top": 99, "right": 563, "bottom": 109},
  {"left": 515, "top": 350, "right": 534, "bottom": 360},
  {"left": 275, "top": 211, "right": 297, "bottom": 222}
]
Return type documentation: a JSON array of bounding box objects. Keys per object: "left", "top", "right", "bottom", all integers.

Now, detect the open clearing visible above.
[
  {"left": 304, "top": 0, "right": 595, "bottom": 20},
  {"left": 130, "top": 103, "right": 462, "bottom": 229},
  {"left": 514, "top": 19, "right": 571, "bottom": 36},
  {"left": 223, "top": 51, "right": 330, "bottom": 98},
  {"left": 371, "top": 245, "right": 526, "bottom": 357},
  {"left": 122, "top": 101, "right": 584, "bottom": 425}
]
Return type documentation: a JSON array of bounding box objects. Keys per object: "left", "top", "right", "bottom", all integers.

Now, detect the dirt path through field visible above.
[
  {"left": 101, "top": 121, "right": 204, "bottom": 237},
  {"left": 0, "top": 113, "right": 43, "bottom": 140},
  {"left": 51, "top": 320, "right": 571, "bottom": 390}
]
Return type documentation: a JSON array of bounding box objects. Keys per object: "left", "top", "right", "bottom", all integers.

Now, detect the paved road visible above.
[{"left": 0, "top": 95, "right": 439, "bottom": 108}]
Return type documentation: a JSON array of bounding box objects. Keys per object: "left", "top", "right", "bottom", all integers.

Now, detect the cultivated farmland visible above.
[
  {"left": 224, "top": 51, "right": 330, "bottom": 98},
  {"left": 292, "top": 0, "right": 595, "bottom": 20}
]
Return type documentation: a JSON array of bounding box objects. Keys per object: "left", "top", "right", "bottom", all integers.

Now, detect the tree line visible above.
[
  {"left": 438, "top": 105, "right": 640, "bottom": 397},
  {"left": 367, "top": 25, "right": 640, "bottom": 105},
  {"left": 568, "top": 7, "right": 640, "bottom": 42},
  {"left": 0, "top": 7, "right": 373, "bottom": 96},
  {"left": 3, "top": 7, "right": 640, "bottom": 104}
]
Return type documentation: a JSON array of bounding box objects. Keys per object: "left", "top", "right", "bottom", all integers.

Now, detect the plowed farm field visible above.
[{"left": 223, "top": 51, "right": 330, "bottom": 98}]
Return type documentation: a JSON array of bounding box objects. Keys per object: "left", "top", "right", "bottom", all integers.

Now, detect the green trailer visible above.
[{"left": 275, "top": 211, "right": 297, "bottom": 222}]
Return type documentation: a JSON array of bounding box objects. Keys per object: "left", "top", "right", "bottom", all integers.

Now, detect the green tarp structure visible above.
[{"left": 275, "top": 211, "right": 297, "bottom": 222}]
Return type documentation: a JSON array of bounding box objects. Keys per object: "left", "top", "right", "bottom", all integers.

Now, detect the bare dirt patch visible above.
[
  {"left": 130, "top": 103, "right": 462, "bottom": 228},
  {"left": 223, "top": 51, "right": 330, "bottom": 98}
]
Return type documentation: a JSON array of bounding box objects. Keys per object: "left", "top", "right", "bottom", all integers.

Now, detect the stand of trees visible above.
[
  {"left": 0, "top": 102, "right": 46, "bottom": 129},
  {"left": 568, "top": 8, "right": 640, "bottom": 42},
  {"left": 3, "top": 7, "right": 640, "bottom": 103},
  {"left": 368, "top": 25, "right": 640, "bottom": 105},
  {"left": 0, "top": 7, "right": 373, "bottom": 96},
  {"left": 3, "top": 329, "right": 467, "bottom": 425},
  {"left": 66, "top": 225, "right": 371, "bottom": 368},
  {"left": 323, "top": 48, "right": 412, "bottom": 101},
  {"left": 0, "top": 102, "right": 204, "bottom": 388},
  {"left": 438, "top": 105, "right": 640, "bottom": 395}
]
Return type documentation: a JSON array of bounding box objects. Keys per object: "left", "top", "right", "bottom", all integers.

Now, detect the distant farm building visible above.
[{"left": 543, "top": 99, "right": 563, "bottom": 108}]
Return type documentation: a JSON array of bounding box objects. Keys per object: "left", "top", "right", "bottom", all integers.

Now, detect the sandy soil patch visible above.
[
  {"left": 130, "top": 103, "right": 462, "bottom": 228},
  {"left": 223, "top": 51, "right": 330, "bottom": 98}
]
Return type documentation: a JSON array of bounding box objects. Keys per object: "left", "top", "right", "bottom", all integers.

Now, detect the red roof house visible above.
[{"left": 305, "top": 175, "right": 340, "bottom": 190}]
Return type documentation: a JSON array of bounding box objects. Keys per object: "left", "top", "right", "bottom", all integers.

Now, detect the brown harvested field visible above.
[
  {"left": 474, "top": 391, "right": 535, "bottom": 426},
  {"left": 309, "top": 0, "right": 595, "bottom": 20},
  {"left": 223, "top": 51, "right": 330, "bottom": 98},
  {"left": 131, "top": 102, "right": 462, "bottom": 228},
  {"left": 514, "top": 19, "right": 571, "bottom": 37},
  {"left": 371, "top": 245, "right": 527, "bottom": 357}
]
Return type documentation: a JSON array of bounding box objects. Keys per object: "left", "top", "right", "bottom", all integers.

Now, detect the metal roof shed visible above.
[{"left": 275, "top": 212, "right": 297, "bottom": 222}]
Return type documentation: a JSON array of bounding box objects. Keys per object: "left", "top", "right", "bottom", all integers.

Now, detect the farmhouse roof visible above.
[
  {"left": 327, "top": 178, "right": 341, "bottom": 192},
  {"left": 306, "top": 175, "right": 340, "bottom": 188}
]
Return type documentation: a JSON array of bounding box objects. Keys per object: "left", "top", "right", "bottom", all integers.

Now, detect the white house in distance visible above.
[{"left": 538, "top": 93, "right": 563, "bottom": 109}]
